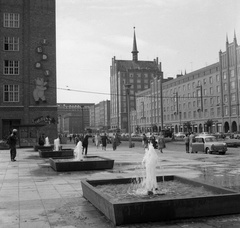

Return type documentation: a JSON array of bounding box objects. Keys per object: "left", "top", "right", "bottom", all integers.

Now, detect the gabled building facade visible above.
[
  {"left": 133, "top": 33, "right": 240, "bottom": 134},
  {"left": 110, "top": 28, "right": 163, "bottom": 132},
  {"left": 0, "top": 0, "right": 57, "bottom": 145}
]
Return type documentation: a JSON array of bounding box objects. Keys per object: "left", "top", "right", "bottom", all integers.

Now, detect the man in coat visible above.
[{"left": 7, "top": 129, "right": 18, "bottom": 161}]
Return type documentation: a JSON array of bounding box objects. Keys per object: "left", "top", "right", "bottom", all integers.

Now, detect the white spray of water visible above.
[
  {"left": 44, "top": 137, "right": 50, "bottom": 146},
  {"left": 142, "top": 143, "right": 159, "bottom": 194},
  {"left": 54, "top": 138, "right": 60, "bottom": 151},
  {"left": 74, "top": 141, "right": 83, "bottom": 161}
]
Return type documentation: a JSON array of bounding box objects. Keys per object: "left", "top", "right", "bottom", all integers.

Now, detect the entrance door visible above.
[{"left": 2, "top": 119, "right": 21, "bottom": 139}]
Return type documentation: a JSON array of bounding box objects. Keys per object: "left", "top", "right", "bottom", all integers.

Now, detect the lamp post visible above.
[
  {"left": 124, "top": 84, "right": 132, "bottom": 148},
  {"left": 81, "top": 105, "right": 84, "bottom": 135}
]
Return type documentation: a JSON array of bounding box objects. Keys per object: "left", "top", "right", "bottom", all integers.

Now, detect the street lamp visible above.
[
  {"left": 141, "top": 101, "right": 146, "bottom": 133},
  {"left": 124, "top": 84, "right": 132, "bottom": 148},
  {"left": 81, "top": 105, "right": 84, "bottom": 135}
]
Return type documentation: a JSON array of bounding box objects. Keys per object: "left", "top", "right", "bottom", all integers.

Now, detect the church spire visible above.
[{"left": 132, "top": 27, "right": 139, "bottom": 62}]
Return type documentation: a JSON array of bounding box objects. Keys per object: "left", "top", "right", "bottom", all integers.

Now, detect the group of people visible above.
[
  {"left": 183, "top": 132, "right": 196, "bottom": 153},
  {"left": 142, "top": 132, "right": 166, "bottom": 153},
  {"left": 94, "top": 133, "right": 120, "bottom": 151}
]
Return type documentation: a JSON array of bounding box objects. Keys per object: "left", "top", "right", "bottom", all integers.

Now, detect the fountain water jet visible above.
[
  {"left": 44, "top": 137, "right": 50, "bottom": 146},
  {"left": 74, "top": 141, "right": 83, "bottom": 161},
  {"left": 54, "top": 137, "right": 60, "bottom": 151}
]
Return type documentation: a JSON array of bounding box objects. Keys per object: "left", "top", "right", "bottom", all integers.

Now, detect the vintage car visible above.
[{"left": 192, "top": 135, "right": 227, "bottom": 155}]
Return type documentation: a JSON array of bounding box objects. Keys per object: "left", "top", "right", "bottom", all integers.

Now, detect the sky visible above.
[{"left": 56, "top": 0, "right": 240, "bottom": 104}]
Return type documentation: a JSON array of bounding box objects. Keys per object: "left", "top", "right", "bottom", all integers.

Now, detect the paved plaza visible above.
[{"left": 1, "top": 140, "right": 240, "bottom": 228}]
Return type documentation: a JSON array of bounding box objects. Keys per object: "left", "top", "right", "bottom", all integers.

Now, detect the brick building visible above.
[
  {"left": 0, "top": 0, "right": 57, "bottom": 146},
  {"left": 89, "top": 100, "right": 110, "bottom": 132},
  {"left": 110, "top": 28, "right": 163, "bottom": 132},
  {"left": 133, "top": 33, "right": 240, "bottom": 134},
  {"left": 57, "top": 103, "right": 94, "bottom": 135}
]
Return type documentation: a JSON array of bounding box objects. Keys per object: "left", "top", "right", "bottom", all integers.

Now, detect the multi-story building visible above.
[
  {"left": 134, "top": 33, "right": 240, "bottom": 134},
  {"left": 57, "top": 103, "right": 94, "bottom": 135},
  {"left": 0, "top": 0, "right": 57, "bottom": 145},
  {"left": 110, "top": 28, "right": 163, "bottom": 132},
  {"left": 89, "top": 100, "right": 110, "bottom": 131}
]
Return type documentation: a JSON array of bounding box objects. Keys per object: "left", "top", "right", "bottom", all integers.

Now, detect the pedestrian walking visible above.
[
  {"left": 7, "top": 129, "right": 18, "bottom": 162},
  {"left": 101, "top": 133, "right": 108, "bottom": 151},
  {"left": 184, "top": 133, "right": 190, "bottom": 153},
  {"left": 95, "top": 133, "right": 101, "bottom": 148},
  {"left": 189, "top": 132, "right": 195, "bottom": 153},
  {"left": 150, "top": 133, "right": 157, "bottom": 149},
  {"left": 82, "top": 133, "right": 90, "bottom": 155},
  {"left": 142, "top": 133, "right": 148, "bottom": 149},
  {"left": 157, "top": 132, "right": 165, "bottom": 153},
  {"left": 38, "top": 133, "right": 45, "bottom": 146}
]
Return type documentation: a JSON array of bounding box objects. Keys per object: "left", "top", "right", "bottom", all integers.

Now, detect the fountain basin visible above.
[
  {"left": 81, "top": 175, "right": 240, "bottom": 226},
  {"left": 49, "top": 156, "right": 114, "bottom": 172},
  {"left": 39, "top": 149, "right": 74, "bottom": 158},
  {"left": 34, "top": 145, "right": 53, "bottom": 152}
]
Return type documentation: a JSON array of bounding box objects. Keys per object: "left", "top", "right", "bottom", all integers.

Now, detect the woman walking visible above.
[{"left": 157, "top": 132, "right": 165, "bottom": 153}]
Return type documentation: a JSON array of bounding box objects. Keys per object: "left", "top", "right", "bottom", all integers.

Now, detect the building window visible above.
[
  {"left": 210, "top": 97, "right": 213, "bottom": 105},
  {"left": 216, "top": 74, "right": 220, "bottom": 82},
  {"left": 230, "top": 81, "right": 236, "bottom": 89},
  {"left": 4, "top": 13, "right": 20, "bottom": 28},
  {"left": 230, "top": 69, "right": 235, "bottom": 78},
  {"left": 188, "top": 111, "right": 191, "bottom": 118},
  {"left": 216, "top": 85, "right": 220, "bottom": 93},
  {"left": 224, "top": 106, "right": 228, "bottom": 116},
  {"left": 4, "top": 37, "right": 19, "bottom": 51},
  {"left": 231, "top": 93, "right": 236, "bottom": 102},
  {"left": 187, "top": 83, "right": 190, "bottom": 90},
  {"left": 210, "top": 87, "right": 213, "bottom": 95},
  {"left": 193, "top": 100, "right": 196, "bottom": 107},
  {"left": 203, "top": 89, "right": 207, "bottom": 96},
  {"left": 217, "top": 107, "right": 221, "bottom": 117},
  {"left": 209, "top": 77, "right": 213, "bottom": 84},
  {"left": 210, "top": 108, "right": 214, "bottom": 117},
  {"left": 232, "top": 106, "right": 237, "bottom": 115},
  {"left": 3, "top": 85, "right": 19, "bottom": 102},
  {"left": 217, "top": 96, "right": 220, "bottom": 104},
  {"left": 224, "top": 95, "right": 228, "bottom": 103},
  {"left": 203, "top": 78, "right": 206, "bottom": 84},
  {"left": 4, "top": 60, "right": 19, "bottom": 75},
  {"left": 129, "top": 78, "right": 134, "bottom": 83},
  {"left": 204, "top": 109, "right": 208, "bottom": 117},
  {"left": 193, "top": 111, "right": 196, "bottom": 118},
  {"left": 192, "top": 82, "right": 195, "bottom": 88},
  {"left": 223, "top": 72, "right": 227, "bottom": 80},
  {"left": 224, "top": 83, "right": 227, "bottom": 91}
]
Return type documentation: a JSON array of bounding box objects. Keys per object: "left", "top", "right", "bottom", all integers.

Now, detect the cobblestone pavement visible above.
[{"left": 0, "top": 140, "right": 240, "bottom": 227}]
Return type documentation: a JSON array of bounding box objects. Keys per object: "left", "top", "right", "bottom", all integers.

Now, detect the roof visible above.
[{"left": 116, "top": 60, "right": 159, "bottom": 72}]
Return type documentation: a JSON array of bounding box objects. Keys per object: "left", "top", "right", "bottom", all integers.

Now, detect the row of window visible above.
[
  {"left": 2, "top": 14, "right": 20, "bottom": 102},
  {"left": 4, "top": 13, "right": 20, "bottom": 28},
  {"left": 3, "top": 85, "right": 19, "bottom": 102}
]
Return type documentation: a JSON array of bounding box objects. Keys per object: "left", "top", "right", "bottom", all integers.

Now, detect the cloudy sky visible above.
[{"left": 56, "top": 0, "right": 240, "bottom": 104}]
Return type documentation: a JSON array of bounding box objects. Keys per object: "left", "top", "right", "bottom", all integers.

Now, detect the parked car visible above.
[
  {"left": 192, "top": 135, "right": 227, "bottom": 155},
  {"left": 174, "top": 132, "right": 186, "bottom": 139}
]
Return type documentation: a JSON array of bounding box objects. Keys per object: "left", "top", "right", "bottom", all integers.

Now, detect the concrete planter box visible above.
[
  {"left": 39, "top": 149, "right": 73, "bottom": 158},
  {"left": 49, "top": 156, "right": 114, "bottom": 172},
  {"left": 81, "top": 175, "right": 240, "bottom": 226},
  {"left": 34, "top": 145, "right": 53, "bottom": 152}
]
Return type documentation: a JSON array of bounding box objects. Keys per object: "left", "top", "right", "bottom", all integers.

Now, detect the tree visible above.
[
  {"left": 183, "top": 121, "right": 192, "bottom": 132},
  {"left": 205, "top": 119, "right": 213, "bottom": 133}
]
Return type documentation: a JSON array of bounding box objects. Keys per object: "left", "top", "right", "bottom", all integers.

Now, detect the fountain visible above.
[
  {"left": 74, "top": 141, "right": 83, "bottom": 161},
  {"left": 39, "top": 137, "right": 73, "bottom": 158},
  {"left": 54, "top": 137, "right": 60, "bottom": 151},
  {"left": 44, "top": 137, "right": 50, "bottom": 146},
  {"left": 49, "top": 140, "right": 114, "bottom": 172},
  {"left": 81, "top": 143, "right": 240, "bottom": 226}
]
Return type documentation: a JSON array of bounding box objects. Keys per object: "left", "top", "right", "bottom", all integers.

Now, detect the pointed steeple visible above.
[
  {"left": 132, "top": 27, "right": 139, "bottom": 62},
  {"left": 234, "top": 30, "right": 237, "bottom": 44},
  {"left": 226, "top": 33, "right": 229, "bottom": 43}
]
